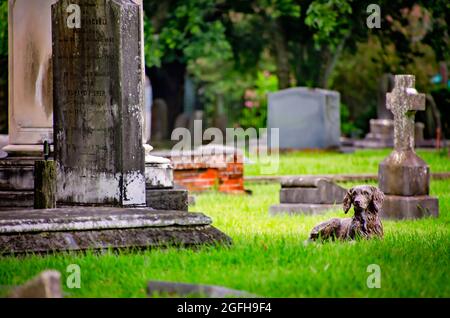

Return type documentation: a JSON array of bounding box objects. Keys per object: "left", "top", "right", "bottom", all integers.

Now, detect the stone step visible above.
[{"left": 0, "top": 207, "right": 231, "bottom": 255}]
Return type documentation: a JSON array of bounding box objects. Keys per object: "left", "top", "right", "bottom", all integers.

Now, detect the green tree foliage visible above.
[
  {"left": 143, "top": 0, "right": 232, "bottom": 68},
  {"left": 0, "top": 0, "right": 7, "bottom": 58}
]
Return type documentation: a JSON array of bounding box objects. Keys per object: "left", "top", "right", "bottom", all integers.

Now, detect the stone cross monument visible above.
[
  {"left": 378, "top": 75, "right": 438, "bottom": 219},
  {"left": 386, "top": 75, "right": 425, "bottom": 152}
]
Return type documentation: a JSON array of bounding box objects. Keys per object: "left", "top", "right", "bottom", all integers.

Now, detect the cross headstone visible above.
[
  {"left": 378, "top": 74, "right": 438, "bottom": 219},
  {"left": 386, "top": 75, "right": 425, "bottom": 152},
  {"left": 52, "top": 0, "right": 146, "bottom": 206}
]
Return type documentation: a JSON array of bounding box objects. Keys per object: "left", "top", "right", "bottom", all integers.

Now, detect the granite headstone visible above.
[{"left": 267, "top": 88, "right": 341, "bottom": 150}]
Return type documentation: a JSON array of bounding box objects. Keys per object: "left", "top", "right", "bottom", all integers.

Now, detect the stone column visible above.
[
  {"left": 0, "top": 0, "right": 57, "bottom": 209},
  {"left": 3, "top": 0, "right": 56, "bottom": 156},
  {"left": 52, "top": 0, "right": 146, "bottom": 206}
]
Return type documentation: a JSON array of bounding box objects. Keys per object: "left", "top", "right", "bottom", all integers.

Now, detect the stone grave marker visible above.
[
  {"left": 8, "top": 270, "right": 63, "bottom": 298},
  {"left": 52, "top": 0, "right": 146, "bottom": 206},
  {"left": 147, "top": 281, "right": 257, "bottom": 298},
  {"left": 378, "top": 75, "right": 439, "bottom": 219},
  {"left": 267, "top": 88, "right": 341, "bottom": 150},
  {"left": 270, "top": 177, "right": 346, "bottom": 215}
]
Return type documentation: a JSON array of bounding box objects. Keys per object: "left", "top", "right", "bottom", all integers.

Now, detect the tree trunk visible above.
[
  {"left": 320, "top": 35, "right": 348, "bottom": 89},
  {"left": 272, "top": 20, "right": 291, "bottom": 89}
]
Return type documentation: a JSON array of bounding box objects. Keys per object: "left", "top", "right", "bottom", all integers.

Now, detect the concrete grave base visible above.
[
  {"left": 269, "top": 203, "right": 339, "bottom": 215},
  {"left": 146, "top": 188, "right": 188, "bottom": 211},
  {"left": 380, "top": 195, "right": 439, "bottom": 219},
  {"left": 0, "top": 207, "right": 231, "bottom": 255},
  {"left": 0, "top": 191, "right": 34, "bottom": 209}
]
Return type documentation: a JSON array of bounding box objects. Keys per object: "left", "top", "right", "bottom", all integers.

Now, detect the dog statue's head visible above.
[{"left": 343, "top": 185, "right": 385, "bottom": 214}]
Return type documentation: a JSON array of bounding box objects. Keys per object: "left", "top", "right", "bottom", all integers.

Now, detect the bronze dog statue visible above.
[{"left": 309, "top": 185, "right": 385, "bottom": 241}]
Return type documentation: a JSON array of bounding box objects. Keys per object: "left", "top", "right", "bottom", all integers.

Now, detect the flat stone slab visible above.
[
  {"left": 146, "top": 188, "right": 188, "bottom": 211},
  {"left": 269, "top": 203, "right": 339, "bottom": 216},
  {"left": 0, "top": 191, "right": 34, "bottom": 208},
  {"left": 279, "top": 177, "right": 346, "bottom": 204},
  {"left": 380, "top": 195, "right": 439, "bottom": 219},
  {"left": 148, "top": 281, "right": 257, "bottom": 298},
  {"left": 0, "top": 207, "right": 231, "bottom": 255}
]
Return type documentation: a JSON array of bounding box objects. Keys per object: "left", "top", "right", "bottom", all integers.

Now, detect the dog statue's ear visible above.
[
  {"left": 343, "top": 189, "right": 352, "bottom": 214},
  {"left": 370, "top": 186, "right": 385, "bottom": 212}
]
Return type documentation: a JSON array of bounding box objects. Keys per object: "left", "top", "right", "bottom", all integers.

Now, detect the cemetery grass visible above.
[
  {"left": 245, "top": 148, "right": 450, "bottom": 176},
  {"left": 0, "top": 150, "right": 449, "bottom": 297}
]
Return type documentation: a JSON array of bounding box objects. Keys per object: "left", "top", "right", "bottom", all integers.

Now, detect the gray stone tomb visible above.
[
  {"left": 267, "top": 88, "right": 341, "bottom": 150},
  {"left": 378, "top": 75, "right": 439, "bottom": 219},
  {"left": 269, "top": 177, "right": 346, "bottom": 215}
]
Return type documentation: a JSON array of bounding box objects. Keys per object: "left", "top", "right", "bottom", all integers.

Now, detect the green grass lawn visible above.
[
  {"left": 0, "top": 149, "right": 449, "bottom": 297},
  {"left": 245, "top": 148, "right": 450, "bottom": 176}
]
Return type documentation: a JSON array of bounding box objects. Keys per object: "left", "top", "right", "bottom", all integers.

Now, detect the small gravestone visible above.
[
  {"left": 378, "top": 75, "right": 439, "bottom": 219},
  {"left": 267, "top": 88, "right": 341, "bottom": 150},
  {"left": 269, "top": 177, "right": 346, "bottom": 215},
  {"left": 8, "top": 270, "right": 63, "bottom": 298},
  {"left": 147, "top": 281, "right": 256, "bottom": 298},
  {"left": 52, "top": 0, "right": 146, "bottom": 206}
]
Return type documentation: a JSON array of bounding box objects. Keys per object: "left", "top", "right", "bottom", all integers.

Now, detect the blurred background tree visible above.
[
  {"left": 0, "top": 0, "right": 448, "bottom": 138},
  {"left": 142, "top": 0, "right": 449, "bottom": 138},
  {"left": 0, "top": 0, "right": 8, "bottom": 134}
]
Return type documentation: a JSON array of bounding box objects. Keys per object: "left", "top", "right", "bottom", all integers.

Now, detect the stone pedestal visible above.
[
  {"left": 381, "top": 195, "right": 439, "bottom": 219},
  {"left": 3, "top": 0, "right": 55, "bottom": 154},
  {"left": 269, "top": 177, "right": 346, "bottom": 215},
  {"left": 0, "top": 0, "right": 56, "bottom": 205},
  {"left": 0, "top": 208, "right": 231, "bottom": 255},
  {"left": 379, "top": 150, "right": 430, "bottom": 196},
  {"left": 378, "top": 75, "right": 439, "bottom": 219},
  {"left": 0, "top": 157, "right": 37, "bottom": 208},
  {"left": 144, "top": 145, "right": 188, "bottom": 211}
]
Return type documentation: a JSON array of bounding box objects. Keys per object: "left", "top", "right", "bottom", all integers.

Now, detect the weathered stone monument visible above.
[
  {"left": 0, "top": 0, "right": 230, "bottom": 254},
  {"left": 269, "top": 177, "right": 346, "bottom": 215},
  {"left": 0, "top": 0, "right": 186, "bottom": 210},
  {"left": 52, "top": 0, "right": 146, "bottom": 206},
  {"left": 0, "top": 0, "right": 56, "bottom": 208},
  {"left": 267, "top": 88, "right": 341, "bottom": 150},
  {"left": 378, "top": 75, "right": 439, "bottom": 219},
  {"left": 356, "top": 73, "right": 425, "bottom": 148}
]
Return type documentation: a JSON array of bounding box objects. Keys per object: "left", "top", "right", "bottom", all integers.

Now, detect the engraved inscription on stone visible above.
[{"left": 52, "top": 0, "right": 146, "bottom": 206}]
